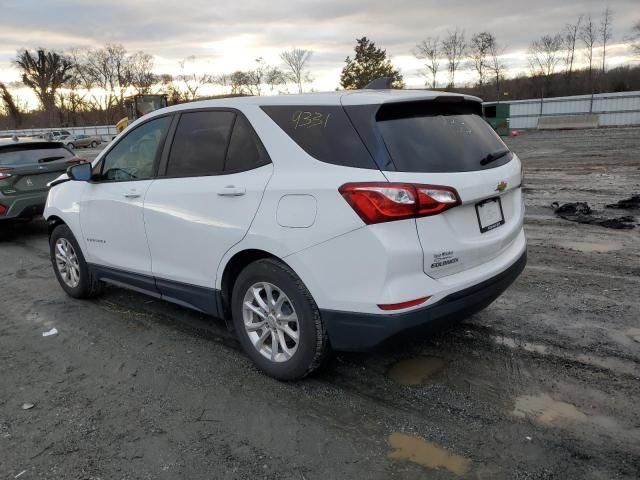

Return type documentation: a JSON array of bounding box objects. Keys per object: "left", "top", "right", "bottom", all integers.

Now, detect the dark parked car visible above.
[{"left": 0, "top": 139, "right": 85, "bottom": 220}]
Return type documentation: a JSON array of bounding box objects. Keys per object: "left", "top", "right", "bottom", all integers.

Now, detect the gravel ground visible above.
[{"left": 0, "top": 128, "right": 639, "bottom": 479}]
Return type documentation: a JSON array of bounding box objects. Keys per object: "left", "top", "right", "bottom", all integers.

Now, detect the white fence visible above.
[
  {"left": 486, "top": 90, "right": 640, "bottom": 129},
  {"left": 0, "top": 125, "right": 117, "bottom": 139}
]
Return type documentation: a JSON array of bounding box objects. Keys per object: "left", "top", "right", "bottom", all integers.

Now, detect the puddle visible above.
[
  {"left": 388, "top": 432, "right": 470, "bottom": 476},
  {"left": 386, "top": 356, "right": 446, "bottom": 386},
  {"left": 492, "top": 335, "right": 548, "bottom": 355},
  {"left": 556, "top": 240, "right": 623, "bottom": 253},
  {"left": 513, "top": 394, "right": 587, "bottom": 426}
]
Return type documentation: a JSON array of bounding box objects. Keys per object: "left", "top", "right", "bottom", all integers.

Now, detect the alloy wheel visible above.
[
  {"left": 54, "top": 238, "right": 81, "bottom": 288},
  {"left": 242, "top": 282, "right": 300, "bottom": 363}
]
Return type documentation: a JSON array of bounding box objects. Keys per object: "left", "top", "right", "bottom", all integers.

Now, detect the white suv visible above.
[{"left": 45, "top": 89, "right": 526, "bottom": 380}]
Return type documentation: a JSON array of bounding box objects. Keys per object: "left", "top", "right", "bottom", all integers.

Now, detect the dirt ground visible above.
[{"left": 1, "top": 127, "right": 639, "bottom": 479}]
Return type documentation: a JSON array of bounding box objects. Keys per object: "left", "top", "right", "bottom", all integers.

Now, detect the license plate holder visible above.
[{"left": 475, "top": 197, "right": 505, "bottom": 233}]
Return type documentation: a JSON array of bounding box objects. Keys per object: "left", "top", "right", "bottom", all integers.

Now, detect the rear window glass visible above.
[
  {"left": 375, "top": 101, "right": 512, "bottom": 173},
  {"left": 261, "top": 106, "right": 377, "bottom": 170},
  {"left": 0, "top": 143, "right": 73, "bottom": 166}
]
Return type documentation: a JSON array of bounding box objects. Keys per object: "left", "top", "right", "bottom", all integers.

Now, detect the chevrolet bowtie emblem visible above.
[{"left": 495, "top": 180, "right": 507, "bottom": 192}]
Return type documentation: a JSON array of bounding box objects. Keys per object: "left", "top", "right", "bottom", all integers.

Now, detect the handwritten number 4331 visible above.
[{"left": 292, "top": 111, "right": 331, "bottom": 129}]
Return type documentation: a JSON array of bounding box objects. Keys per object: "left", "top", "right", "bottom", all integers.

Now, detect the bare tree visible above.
[
  {"left": 158, "top": 74, "right": 185, "bottom": 104},
  {"left": 487, "top": 40, "right": 506, "bottom": 101},
  {"left": 15, "top": 49, "right": 73, "bottom": 123},
  {"left": 280, "top": 48, "right": 313, "bottom": 93},
  {"left": 177, "top": 56, "right": 211, "bottom": 101},
  {"left": 265, "top": 65, "right": 287, "bottom": 92},
  {"left": 441, "top": 29, "right": 466, "bottom": 88},
  {"left": 528, "top": 33, "right": 563, "bottom": 100},
  {"left": 600, "top": 7, "right": 614, "bottom": 73},
  {"left": 581, "top": 16, "right": 598, "bottom": 100},
  {"left": 563, "top": 15, "right": 583, "bottom": 84},
  {"left": 129, "top": 51, "right": 156, "bottom": 94},
  {"left": 413, "top": 37, "right": 440, "bottom": 88},
  {"left": 469, "top": 32, "right": 495, "bottom": 87},
  {"left": 0, "top": 82, "right": 22, "bottom": 127},
  {"left": 630, "top": 21, "right": 640, "bottom": 56}
]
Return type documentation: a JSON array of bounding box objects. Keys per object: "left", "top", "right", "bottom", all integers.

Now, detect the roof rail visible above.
[{"left": 364, "top": 77, "right": 394, "bottom": 90}]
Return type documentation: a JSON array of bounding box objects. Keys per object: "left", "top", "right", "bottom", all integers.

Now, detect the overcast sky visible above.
[{"left": 0, "top": 0, "right": 638, "bottom": 95}]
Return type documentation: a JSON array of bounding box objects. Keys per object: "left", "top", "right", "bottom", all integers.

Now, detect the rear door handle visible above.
[
  {"left": 123, "top": 191, "right": 141, "bottom": 199},
  {"left": 216, "top": 185, "right": 246, "bottom": 197}
]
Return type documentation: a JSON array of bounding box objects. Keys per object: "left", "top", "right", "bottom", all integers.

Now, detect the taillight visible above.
[
  {"left": 0, "top": 167, "right": 12, "bottom": 181},
  {"left": 66, "top": 158, "right": 87, "bottom": 165},
  {"left": 0, "top": 204, "right": 7, "bottom": 216},
  {"left": 339, "top": 182, "right": 461, "bottom": 225}
]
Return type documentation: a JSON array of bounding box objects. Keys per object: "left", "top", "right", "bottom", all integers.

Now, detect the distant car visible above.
[
  {"left": 63, "top": 134, "right": 102, "bottom": 150},
  {"left": 0, "top": 139, "right": 85, "bottom": 221}
]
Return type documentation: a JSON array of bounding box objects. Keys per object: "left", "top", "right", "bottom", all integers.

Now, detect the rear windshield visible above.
[
  {"left": 261, "top": 106, "right": 377, "bottom": 170},
  {"left": 375, "top": 100, "right": 512, "bottom": 173},
  {"left": 0, "top": 143, "right": 73, "bottom": 166}
]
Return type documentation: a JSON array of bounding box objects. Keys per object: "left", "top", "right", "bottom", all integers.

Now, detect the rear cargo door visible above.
[
  {"left": 0, "top": 143, "right": 76, "bottom": 196},
  {"left": 344, "top": 98, "right": 524, "bottom": 278}
]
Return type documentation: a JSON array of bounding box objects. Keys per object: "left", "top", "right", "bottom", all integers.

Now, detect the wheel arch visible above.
[
  {"left": 47, "top": 215, "right": 66, "bottom": 238},
  {"left": 219, "top": 248, "right": 281, "bottom": 320}
]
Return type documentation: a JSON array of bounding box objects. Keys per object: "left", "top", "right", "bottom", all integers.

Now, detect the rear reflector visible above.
[
  {"left": 339, "top": 182, "right": 461, "bottom": 224},
  {"left": 378, "top": 296, "right": 430, "bottom": 311},
  {"left": 0, "top": 204, "right": 7, "bottom": 216}
]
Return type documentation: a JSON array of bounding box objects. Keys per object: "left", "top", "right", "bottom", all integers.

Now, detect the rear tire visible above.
[
  {"left": 67, "top": 143, "right": 75, "bottom": 150},
  {"left": 232, "top": 258, "right": 330, "bottom": 380},
  {"left": 90, "top": 141, "right": 98, "bottom": 148},
  {"left": 50, "top": 224, "right": 102, "bottom": 299}
]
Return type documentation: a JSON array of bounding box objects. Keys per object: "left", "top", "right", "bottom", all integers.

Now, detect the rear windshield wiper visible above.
[
  {"left": 480, "top": 149, "right": 511, "bottom": 166},
  {"left": 38, "top": 156, "right": 66, "bottom": 163}
]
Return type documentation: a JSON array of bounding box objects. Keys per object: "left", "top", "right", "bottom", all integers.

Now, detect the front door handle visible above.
[
  {"left": 123, "top": 191, "right": 141, "bottom": 199},
  {"left": 217, "top": 185, "right": 246, "bottom": 197}
]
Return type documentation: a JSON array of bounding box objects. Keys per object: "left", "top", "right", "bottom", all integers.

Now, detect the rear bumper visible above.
[
  {"left": 0, "top": 191, "right": 48, "bottom": 220},
  {"left": 320, "top": 250, "right": 527, "bottom": 351}
]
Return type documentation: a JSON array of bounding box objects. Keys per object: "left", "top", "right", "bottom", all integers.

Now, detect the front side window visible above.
[
  {"left": 101, "top": 116, "right": 171, "bottom": 181},
  {"left": 166, "top": 111, "right": 235, "bottom": 177}
]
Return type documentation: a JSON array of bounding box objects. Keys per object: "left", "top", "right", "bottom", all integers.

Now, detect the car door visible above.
[
  {"left": 80, "top": 115, "right": 172, "bottom": 276},
  {"left": 143, "top": 109, "right": 273, "bottom": 301}
]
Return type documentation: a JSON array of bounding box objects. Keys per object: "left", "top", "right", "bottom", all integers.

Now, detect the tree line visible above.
[{"left": 1, "top": 9, "right": 640, "bottom": 129}]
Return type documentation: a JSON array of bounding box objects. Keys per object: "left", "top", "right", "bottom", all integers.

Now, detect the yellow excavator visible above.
[{"left": 115, "top": 94, "right": 168, "bottom": 134}]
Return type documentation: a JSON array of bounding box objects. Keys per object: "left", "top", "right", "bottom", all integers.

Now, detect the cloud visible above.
[{"left": 0, "top": 0, "right": 638, "bottom": 92}]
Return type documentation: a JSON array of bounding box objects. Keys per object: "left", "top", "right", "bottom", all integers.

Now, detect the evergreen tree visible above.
[{"left": 340, "top": 37, "right": 404, "bottom": 89}]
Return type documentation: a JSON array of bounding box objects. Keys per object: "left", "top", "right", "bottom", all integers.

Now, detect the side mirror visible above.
[{"left": 67, "top": 162, "right": 92, "bottom": 182}]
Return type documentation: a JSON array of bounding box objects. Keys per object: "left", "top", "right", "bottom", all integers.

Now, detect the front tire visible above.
[
  {"left": 50, "top": 224, "right": 102, "bottom": 299},
  {"left": 90, "top": 141, "right": 98, "bottom": 148},
  {"left": 232, "top": 258, "right": 330, "bottom": 380}
]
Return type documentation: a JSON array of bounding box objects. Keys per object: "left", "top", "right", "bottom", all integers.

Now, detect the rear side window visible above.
[
  {"left": 167, "top": 111, "right": 235, "bottom": 177},
  {"left": 261, "top": 106, "right": 377, "bottom": 169},
  {"left": 0, "top": 143, "right": 73, "bottom": 166},
  {"left": 375, "top": 101, "right": 512, "bottom": 173},
  {"left": 225, "top": 115, "right": 270, "bottom": 172}
]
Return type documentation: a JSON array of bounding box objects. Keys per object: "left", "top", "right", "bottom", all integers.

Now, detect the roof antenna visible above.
[{"left": 364, "top": 77, "right": 393, "bottom": 90}]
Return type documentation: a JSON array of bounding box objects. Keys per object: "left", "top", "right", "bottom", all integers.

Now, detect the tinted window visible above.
[
  {"left": 375, "top": 101, "right": 511, "bottom": 173},
  {"left": 167, "top": 111, "right": 235, "bottom": 177},
  {"left": 0, "top": 143, "right": 73, "bottom": 166},
  {"left": 225, "top": 115, "right": 269, "bottom": 172},
  {"left": 102, "top": 116, "right": 170, "bottom": 181},
  {"left": 261, "top": 106, "right": 377, "bottom": 169}
]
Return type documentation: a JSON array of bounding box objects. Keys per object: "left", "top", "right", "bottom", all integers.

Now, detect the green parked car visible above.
[{"left": 0, "top": 139, "right": 85, "bottom": 221}]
